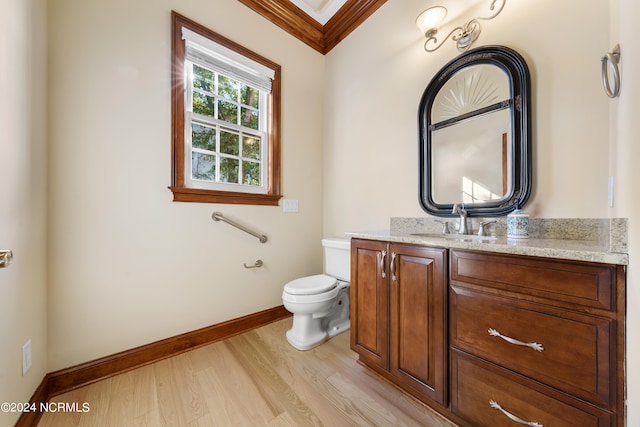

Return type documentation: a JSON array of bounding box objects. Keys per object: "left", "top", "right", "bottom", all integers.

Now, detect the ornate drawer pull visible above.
[
  {"left": 488, "top": 328, "right": 544, "bottom": 352},
  {"left": 490, "top": 400, "right": 543, "bottom": 427},
  {"left": 390, "top": 252, "right": 397, "bottom": 281},
  {"left": 380, "top": 250, "right": 387, "bottom": 278}
]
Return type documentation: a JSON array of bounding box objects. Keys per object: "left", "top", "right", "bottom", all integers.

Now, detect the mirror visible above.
[{"left": 418, "top": 46, "right": 531, "bottom": 217}]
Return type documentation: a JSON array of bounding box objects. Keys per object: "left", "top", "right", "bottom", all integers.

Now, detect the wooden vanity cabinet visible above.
[
  {"left": 350, "top": 239, "right": 448, "bottom": 406},
  {"left": 350, "top": 240, "right": 625, "bottom": 426},
  {"left": 449, "top": 250, "right": 625, "bottom": 427}
]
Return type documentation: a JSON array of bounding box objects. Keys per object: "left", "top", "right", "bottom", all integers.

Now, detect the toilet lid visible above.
[{"left": 284, "top": 274, "right": 338, "bottom": 295}]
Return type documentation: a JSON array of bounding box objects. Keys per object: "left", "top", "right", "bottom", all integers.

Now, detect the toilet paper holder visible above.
[{"left": 244, "top": 259, "right": 263, "bottom": 269}]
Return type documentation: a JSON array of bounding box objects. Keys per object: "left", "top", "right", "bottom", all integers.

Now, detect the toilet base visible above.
[
  {"left": 286, "top": 315, "right": 327, "bottom": 351},
  {"left": 284, "top": 285, "right": 351, "bottom": 351},
  {"left": 286, "top": 320, "right": 350, "bottom": 350}
]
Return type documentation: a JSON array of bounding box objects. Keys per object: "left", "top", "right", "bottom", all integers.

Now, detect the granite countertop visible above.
[{"left": 345, "top": 217, "right": 629, "bottom": 265}]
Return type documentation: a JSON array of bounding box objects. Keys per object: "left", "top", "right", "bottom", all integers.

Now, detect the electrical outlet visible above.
[{"left": 22, "top": 340, "right": 32, "bottom": 375}]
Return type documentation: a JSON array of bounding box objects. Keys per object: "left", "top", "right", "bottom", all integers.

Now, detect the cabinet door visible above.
[
  {"left": 350, "top": 239, "right": 389, "bottom": 369},
  {"left": 389, "top": 244, "right": 448, "bottom": 405}
]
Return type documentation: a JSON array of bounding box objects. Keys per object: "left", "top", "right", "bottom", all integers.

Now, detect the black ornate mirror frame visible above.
[{"left": 418, "top": 45, "right": 532, "bottom": 217}]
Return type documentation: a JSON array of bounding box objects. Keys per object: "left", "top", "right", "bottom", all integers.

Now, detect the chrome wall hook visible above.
[
  {"left": 601, "top": 44, "right": 621, "bottom": 98},
  {"left": 244, "top": 259, "right": 263, "bottom": 269}
]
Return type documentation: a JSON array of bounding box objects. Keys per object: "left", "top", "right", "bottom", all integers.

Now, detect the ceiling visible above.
[
  {"left": 288, "top": 0, "right": 349, "bottom": 25},
  {"left": 237, "top": 0, "right": 388, "bottom": 54}
]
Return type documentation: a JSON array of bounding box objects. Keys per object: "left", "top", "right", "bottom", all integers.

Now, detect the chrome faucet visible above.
[{"left": 452, "top": 203, "right": 469, "bottom": 234}]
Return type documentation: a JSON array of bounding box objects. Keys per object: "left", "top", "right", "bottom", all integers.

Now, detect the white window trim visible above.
[{"left": 181, "top": 33, "right": 274, "bottom": 195}]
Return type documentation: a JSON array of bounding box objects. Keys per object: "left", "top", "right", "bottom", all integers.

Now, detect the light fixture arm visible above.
[
  {"left": 424, "top": 22, "right": 478, "bottom": 53},
  {"left": 423, "top": 0, "right": 506, "bottom": 53},
  {"left": 474, "top": 0, "right": 507, "bottom": 23}
]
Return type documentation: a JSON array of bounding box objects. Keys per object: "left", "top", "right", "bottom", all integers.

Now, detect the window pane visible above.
[
  {"left": 218, "top": 99, "right": 238, "bottom": 123},
  {"left": 241, "top": 107, "right": 258, "bottom": 129},
  {"left": 220, "top": 157, "right": 239, "bottom": 183},
  {"left": 193, "top": 91, "right": 215, "bottom": 117},
  {"left": 240, "top": 84, "right": 259, "bottom": 108},
  {"left": 243, "top": 136, "right": 261, "bottom": 160},
  {"left": 243, "top": 161, "right": 260, "bottom": 186},
  {"left": 220, "top": 129, "right": 239, "bottom": 156},
  {"left": 218, "top": 75, "right": 239, "bottom": 101},
  {"left": 192, "top": 124, "right": 216, "bottom": 151},
  {"left": 193, "top": 65, "right": 214, "bottom": 93},
  {"left": 192, "top": 152, "right": 216, "bottom": 181}
]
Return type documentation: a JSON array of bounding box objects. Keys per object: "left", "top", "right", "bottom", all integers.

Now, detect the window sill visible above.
[{"left": 169, "top": 186, "right": 282, "bottom": 206}]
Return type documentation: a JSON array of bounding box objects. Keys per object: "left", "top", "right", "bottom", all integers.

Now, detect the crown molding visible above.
[{"left": 237, "top": 0, "right": 387, "bottom": 54}]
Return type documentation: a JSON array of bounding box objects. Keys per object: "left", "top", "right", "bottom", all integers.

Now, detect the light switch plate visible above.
[
  {"left": 608, "top": 176, "right": 614, "bottom": 208},
  {"left": 283, "top": 199, "right": 299, "bottom": 213},
  {"left": 22, "top": 339, "right": 32, "bottom": 375}
]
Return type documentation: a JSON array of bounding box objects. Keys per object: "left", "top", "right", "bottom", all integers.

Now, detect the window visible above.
[{"left": 170, "top": 12, "right": 282, "bottom": 205}]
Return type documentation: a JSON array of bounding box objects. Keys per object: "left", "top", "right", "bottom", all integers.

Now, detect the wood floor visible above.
[{"left": 38, "top": 318, "right": 458, "bottom": 426}]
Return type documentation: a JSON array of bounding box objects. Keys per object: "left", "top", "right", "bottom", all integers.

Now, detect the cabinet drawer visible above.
[
  {"left": 450, "top": 286, "right": 613, "bottom": 407},
  {"left": 451, "top": 250, "right": 614, "bottom": 310},
  {"left": 451, "top": 350, "right": 613, "bottom": 427}
]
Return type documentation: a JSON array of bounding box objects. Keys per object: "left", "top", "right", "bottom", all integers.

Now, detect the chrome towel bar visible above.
[{"left": 211, "top": 212, "right": 268, "bottom": 243}]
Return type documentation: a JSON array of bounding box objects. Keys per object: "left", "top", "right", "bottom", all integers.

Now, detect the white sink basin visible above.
[
  {"left": 411, "top": 233, "right": 497, "bottom": 241},
  {"left": 410, "top": 233, "right": 449, "bottom": 238}
]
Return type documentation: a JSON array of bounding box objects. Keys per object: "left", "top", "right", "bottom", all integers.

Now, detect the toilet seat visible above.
[{"left": 284, "top": 274, "right": 337, "bottom": 295}]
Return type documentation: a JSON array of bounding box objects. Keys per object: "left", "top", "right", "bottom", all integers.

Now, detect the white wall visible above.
[
  {"left": 324, "top": 0, "right": 611, "bottom": 236},
  {"left": 325, "top": 0, "right": 637, "bottom": 425},
  {"left": 47, "top": 0, "right": 325, "bottom": 370},
  {"left": 0, "top": 0, "right": 48, "bottom": 425},
  {"left": 611, "top": 0, "right": 639, "bottom": 424}
]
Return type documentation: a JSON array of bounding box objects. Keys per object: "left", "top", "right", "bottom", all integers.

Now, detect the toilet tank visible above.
[{"left": 322, "top": 238, "right": 351, "bottom": 282}]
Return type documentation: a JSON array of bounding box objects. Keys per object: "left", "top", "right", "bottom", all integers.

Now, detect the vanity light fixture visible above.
[{"left": 416, "top": 0, "right": 506, "bottom": 53}]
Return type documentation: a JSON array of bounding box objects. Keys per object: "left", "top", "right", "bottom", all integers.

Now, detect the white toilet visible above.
[{"left": 282, "top": 238, "right": 351, "bottom": 350}]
